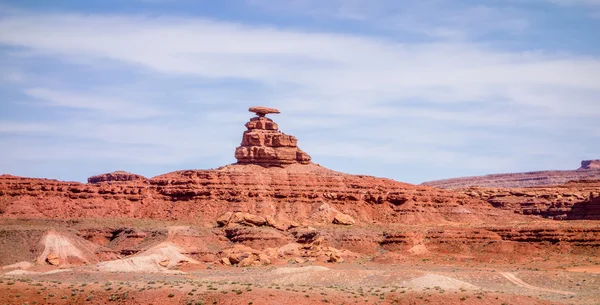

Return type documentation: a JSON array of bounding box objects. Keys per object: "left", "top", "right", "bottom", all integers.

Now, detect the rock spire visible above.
[{"left": 234, "top": 106, "right": 311, "bottom": 166}]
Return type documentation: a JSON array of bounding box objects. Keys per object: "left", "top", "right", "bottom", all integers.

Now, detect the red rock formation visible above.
[
  {"left": 457, "top": 180, "right": 600, "bottom": 220},
  {"left": 88, "top": 171, "right": 148, "bottom": 184},
  {"left": 234, "top": 106, "right": 311, "bottom": 166},
  {"left": 569, "top": 192, "right": 600, "bottom": 220},
  {"left": 579, "top": 159, "right": 600, "bottom": 170},
  {"left": 0, "top": 164, "right": 514, "bottom": 225},
  {"left": 423, "top": 161, "right": 600, "bottom": 189},
  {"left": 249, "top": 106, "right": 280, "bottom": 117}
]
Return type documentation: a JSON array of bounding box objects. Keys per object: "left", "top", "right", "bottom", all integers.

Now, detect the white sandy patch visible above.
[
  {"left": 2, "top": 261, "right": 32, "bottom": 270},
  {"left": 407, "top": 244, "right": 429, "bottom": 255},
  {"left": 3, "top": 269, "right": 72, "bottom": 276},
  {"left": 4, "top": 270, "right": 35, "bottom": 275},
  {"left": 272, "top": 266, "right": 330, "bottom": 275},
  {"left": 451, "top": 207, "right": 473, "bottom": 214},
  {"left": 37, "top": 230, "right": 88, "bottom": 264},
  {"left": 44, "top": 269, "right": 73, "bottom": 274},
  {"left": 96, "top": 242, "right": 198, "bottom": 273},
  {"left": 500, "top": 272, "right": 574, "bottom": 295},
  {"left": 407, "top": 274, "right": 479, "bottom": 290}
]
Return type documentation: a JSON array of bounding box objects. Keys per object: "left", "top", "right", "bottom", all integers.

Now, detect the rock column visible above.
[{"left": 235, "top": 106, "right": 311, "bottom": 166}]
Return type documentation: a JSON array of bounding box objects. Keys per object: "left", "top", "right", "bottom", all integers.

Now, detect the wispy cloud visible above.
[
  {"left": 23, "top": 88, "right": 166, "bottom": 119},
  {"left": 0, "top": 121, "right": 55, "bottom": 133},
  {"left": 247, "top": 0, "right": 531, "bottom": 40},
  {"left": 550, "top": 0, "right": 600, "bottom": 6}
]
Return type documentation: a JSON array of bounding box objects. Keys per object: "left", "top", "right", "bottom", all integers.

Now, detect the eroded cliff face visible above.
[
  {"left": 0, "top": 164, "right": 508, "bottom": 225},
  {"left": 460, "top": 180, "right": 600, "bottom": 220},
  {"left": 5, "top": 172, "right": 598, "bottom": 223},
  {"left": 423, "top": 162, "right": 600, "bottom": 189}
]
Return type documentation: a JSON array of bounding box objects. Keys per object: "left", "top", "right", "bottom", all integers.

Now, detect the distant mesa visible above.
[
  {"left": 0, "top": 174, "right": 20, "bottom": 179},
  {"left": 423, "top": 159, "right": 600, "bottom": 189},
  {"left": 87, "top": 171, "right": 148, "bottom": 184},
  {"left": 235, "top": 106, "right": 311, "bottom": 167},
  {"left": 579, "top": 160, "right": 600, "bottom": 170}
]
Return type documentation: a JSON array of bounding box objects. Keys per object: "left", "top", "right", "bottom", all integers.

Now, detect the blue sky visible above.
[{"left": 0, "top": 0, "right": 599, "bottom": 184}]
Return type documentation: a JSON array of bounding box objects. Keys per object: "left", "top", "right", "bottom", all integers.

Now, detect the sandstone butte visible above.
[
  {"left": 1, "top": 106, "right": 600, "bottom": 305},
  {"left": 0, "top": 106, "right": 599, "bottom": 226},
  {"left": 1, "top": 106, "right": 511, "bottom": 224}
]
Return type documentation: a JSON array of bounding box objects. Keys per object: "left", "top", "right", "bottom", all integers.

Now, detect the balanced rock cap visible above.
[{"left": 249, "top": 106, "right": 280, "bottom": 117}]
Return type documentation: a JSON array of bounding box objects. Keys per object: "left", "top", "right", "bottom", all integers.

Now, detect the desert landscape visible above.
[{"left": 0, "top": 107, "right": 599, "bottom": 305}]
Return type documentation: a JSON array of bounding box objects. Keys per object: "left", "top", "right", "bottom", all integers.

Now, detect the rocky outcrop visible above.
[
  {"left": 45, "top": 253, "right": 60, "bottom": 266},
  {"left": 332, "top": 213, "right": 355, "bottom": 225},
  {"left": 0, "top": 166, "right": 511, "bottom": 225},
  {"left": 235, "top": 106, "right": 311, "bottom": 166},
  {"left": 217, "top": 212, "right": 298, "bottom": 231},
  {"left": 423, "top": 160, "right": 600, "bottom": 189},
  {"left": 88, "top": 171, "right": 148, "bottom": 184},
  {"left": 568, "top": 191, "right": 600, "bottom": 220},
  {"left": 579, "top": 159, "right": 600, "bottom": 170},
  {"left": 224, "top": 227, "right": 292, "bottom": 249},
  {"left": 458, "top": 180, "right": 600, "bottom": 220}
]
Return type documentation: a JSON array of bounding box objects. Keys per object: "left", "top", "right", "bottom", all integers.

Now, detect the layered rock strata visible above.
[
  {"left": 234, "top": 106, "right": 311, "bottom": 166},
  {"left": 87, "top": 171, "right": 148, "bottom": 184},
  {"left": 3, "top": 221, "right": 598, "bottom": 268},
  {"left": 458, "top": 180, "right": 600, "bottom": 220},
  {"left": 0, "top": 164, "right": 511, "bottom": 224}
]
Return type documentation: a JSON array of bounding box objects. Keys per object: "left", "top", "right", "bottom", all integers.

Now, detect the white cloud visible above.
[
  {"left": 0, "top": 8, "right": 598, "bottom": 181},
  {"left": 550, "top": 0, "right": 600, "bottom": 6},
  {"left": 247, "top": 0, "right": 531, "bottom": 39},
  {"left": 23, "top": 88, "right": 166, "bottom": 119},
  {"left": 547, "top": 0, "right": 600, "bottom": 16},
  {"left": 0, "top": 12, "right": 598, "bottom": 98},
  {"left": 2, "top": 71, "right": 25, "bottom": 83},
  {"left": 0, "top": 121, "right": 55, "bottom": 133}
]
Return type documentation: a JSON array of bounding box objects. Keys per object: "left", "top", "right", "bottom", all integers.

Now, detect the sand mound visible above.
[
  {"left": 36, "top": 230, "right": 99, "bottom": 266},
  {"left": 96, "top": 242, "right": 198, "bottom": 273},
  {"left": 407, "top": 274, "right": 479, "bottom": 290},
  {"left": 96, "top": 254, "right": 172, "bottom": 273},
  {"left": 407, "top": 244, "right": 429, "bottom": 255},
  {"left": 451, "top": 207, "right": 473, "bottom": 214}
]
